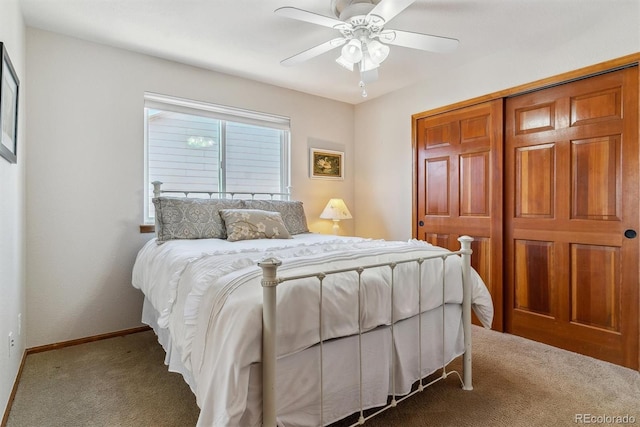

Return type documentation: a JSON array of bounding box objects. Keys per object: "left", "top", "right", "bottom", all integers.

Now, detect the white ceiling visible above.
[{"left": 18, "top": 0, "right": 628, "bottom": 104}]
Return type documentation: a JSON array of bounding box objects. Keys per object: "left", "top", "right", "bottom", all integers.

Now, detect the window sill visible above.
[{"left": 140, "top": 224, "right": 155, "bottom": 234}]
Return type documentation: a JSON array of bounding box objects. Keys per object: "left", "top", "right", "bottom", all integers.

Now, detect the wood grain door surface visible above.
[
  {"left": 504, "top": 67, "right": 639, "bottom": 369},
  {"left": 416, "top": 99, "right": 504, "bottom": 330}
]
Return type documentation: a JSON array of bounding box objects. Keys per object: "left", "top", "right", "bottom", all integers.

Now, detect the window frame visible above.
[{"left": 143, "top": 92, "right": 291, "bottom": 224}]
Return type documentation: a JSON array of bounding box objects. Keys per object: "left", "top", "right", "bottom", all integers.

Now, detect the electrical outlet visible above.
[{"left": 8, "top": 332, "right": 15, "bottom": 358}]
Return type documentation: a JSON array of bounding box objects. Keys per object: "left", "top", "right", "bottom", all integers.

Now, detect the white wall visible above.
[
  {"left": 25, "top": 29, "right": 355, "bottom": 347},
  {"left": 353, "top": 1, "right": 640, "bottom": 240},
  {"left": 0, "top": 0, "right": 26, "bottom": 417}
]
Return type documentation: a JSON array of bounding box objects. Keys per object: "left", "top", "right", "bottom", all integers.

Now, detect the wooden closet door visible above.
[
  {"left": 505, "top": 67, "right": 639, "bottom": 369},
  {"left": 415, "top": 99, "right": 503, "bottom": 330}
]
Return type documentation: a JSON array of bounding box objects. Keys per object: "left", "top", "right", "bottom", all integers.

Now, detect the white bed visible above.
[{"left": 132, "top": 231, "right": 493, "bottom": 427}]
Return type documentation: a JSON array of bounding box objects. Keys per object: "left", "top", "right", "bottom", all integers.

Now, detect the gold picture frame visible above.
[{"left": 310, "top": 148, "right": 344, "bottom": 180}]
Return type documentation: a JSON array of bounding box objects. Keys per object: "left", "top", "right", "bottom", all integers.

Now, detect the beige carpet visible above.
[{"left": 6, "top": 327, "right": 639, "bottom": 427}]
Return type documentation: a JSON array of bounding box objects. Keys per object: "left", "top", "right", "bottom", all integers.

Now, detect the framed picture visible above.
[
  {"left": 310, "top": 148, "right": 344, "bottom": 180},
  {"left": 0, "top": 42, "right": 19, "bottom": 164}
]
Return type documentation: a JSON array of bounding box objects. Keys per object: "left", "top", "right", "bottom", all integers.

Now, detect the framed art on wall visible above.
[
  {"left": 0, "top": 42, "right": 19, "bottom": 164},
  {"left": 310, "top": 148, "right": 344, "bottom": 180}
]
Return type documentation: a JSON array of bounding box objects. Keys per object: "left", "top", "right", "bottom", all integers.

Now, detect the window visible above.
[{"left": 144, "top": 93, "right": 290, "bottom": 223}]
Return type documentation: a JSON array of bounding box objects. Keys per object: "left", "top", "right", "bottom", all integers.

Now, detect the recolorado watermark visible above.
[{"left": 575, "top": 414, "right": 637, "bottom": 424}]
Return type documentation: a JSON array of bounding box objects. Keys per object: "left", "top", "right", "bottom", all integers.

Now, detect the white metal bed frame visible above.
[
  {"left": 152, "top": 181, "right": 291, "bottom": 201},
  {"left": 258, "top": 237, "right": 474, "bottom": 427},
  {"left": 150, "top": 181, "right": 474, "bottom": 427}
]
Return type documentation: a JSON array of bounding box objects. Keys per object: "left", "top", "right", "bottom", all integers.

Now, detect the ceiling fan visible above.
[{"left": 275, "top": 0, "right": 459, "bottom": 97}]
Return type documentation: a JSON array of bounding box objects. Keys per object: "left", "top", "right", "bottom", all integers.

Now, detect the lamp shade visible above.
[
  {"left": 359, "top": 50, "right": 380, "bottom": 72},
  {"left": 341, "top": 39, "right": 363, "bottom": 63},
  {"left": 367, "top": 40, "right": 390, "bottom": 64},
  {"left": 320, "top": 198, "right": 353, "bottom": 220},
  {"left": 336, "top": 55, "right": 355, "bottom": 71}
]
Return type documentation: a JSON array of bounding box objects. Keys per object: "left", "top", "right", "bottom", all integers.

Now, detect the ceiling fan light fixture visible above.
[
  {"left": 359, "top": 50, "right": 379, "bottom": 72},
  {"left": 341, "top": 39, "right": 363, "bottom": 63},
  {"left": 367, "top": 39, "right": 390, "bottom": 64},
  {"left": 336, "top": 55, "right": 355, "bottom": 71}
]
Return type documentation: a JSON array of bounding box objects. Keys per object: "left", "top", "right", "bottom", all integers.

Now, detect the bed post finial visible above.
[
  {"left": 458, "top": 235, "right": 474, "bottom": 391},
  {"left": 152, "top": 181, "right": 162, "bottom": 198},
  {"left": 258, "top": 258, "right": 282, "bottom": 427}
]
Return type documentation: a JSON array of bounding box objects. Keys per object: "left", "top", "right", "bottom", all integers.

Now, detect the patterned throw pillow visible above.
[
  {"left": 219, "top": 209, "right": 292, "bottom": 242},
  {"left": 153, "top": 197, "right": 245, "bottom": 243},
  {"left": 243, "top": 200, "right": 309, "bottom": 235}
]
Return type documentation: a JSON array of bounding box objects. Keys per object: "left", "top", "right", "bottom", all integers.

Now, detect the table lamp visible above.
[{"left": 320, "top": 198, "right": 353, "bottom": 235}]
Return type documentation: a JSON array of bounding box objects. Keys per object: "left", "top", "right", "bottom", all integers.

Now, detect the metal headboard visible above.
[{"left": 151, "top": 181, "right": 290, "bottom": 200}]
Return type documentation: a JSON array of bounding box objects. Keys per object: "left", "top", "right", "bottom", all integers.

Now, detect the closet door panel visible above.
[
  {"left": 515, "top": 143, "right": 555, "bottom": 218},
  {"left": 514, "top": 239, "right": 555, "bottom": 317},
  {"left": 460, "top": 151, "right": 490, "bottom": 216},
  {"left": 505, "top": 67, "right": 639, "bottom": 369},
  {"left": 416, "top": 99, "right": 503, "bottom": 330}
]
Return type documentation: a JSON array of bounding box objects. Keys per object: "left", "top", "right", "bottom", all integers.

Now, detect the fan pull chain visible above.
[{"left": 359, "top": 78, "right": 368, "bottom": 98}]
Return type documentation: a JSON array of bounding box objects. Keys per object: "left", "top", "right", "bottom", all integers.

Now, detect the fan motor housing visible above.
[{"left": 331, "top": 0, "right": 381, "bottom": 21}]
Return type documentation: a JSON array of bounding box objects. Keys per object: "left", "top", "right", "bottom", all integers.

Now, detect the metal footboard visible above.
[{"left": 258, "top": 236, "right": 474, "bottom": 427}]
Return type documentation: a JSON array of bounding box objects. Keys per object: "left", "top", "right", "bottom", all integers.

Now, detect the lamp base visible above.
[{"left": 332, "top": 220, "right": 340, "bottom": 235}]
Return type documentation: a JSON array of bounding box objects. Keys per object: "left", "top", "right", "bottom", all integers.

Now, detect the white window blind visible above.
[{"left": 144, "top": 93, "right": 290, "bottom": 223}]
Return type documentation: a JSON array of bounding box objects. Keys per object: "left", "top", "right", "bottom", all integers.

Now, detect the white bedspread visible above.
[{"left": 132, "top": 234, "right": 493, "bottom": 426}]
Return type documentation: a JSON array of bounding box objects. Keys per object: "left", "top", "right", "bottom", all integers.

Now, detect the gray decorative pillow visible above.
[
  {"left": 220, "top": 209, "right": 292, "bottom": 242},
  {"left": 243, "top": 200, "right": 309, "bottom": 235},
  {"left": 153, "top": 197, "right": 245, "bottom": 243}
]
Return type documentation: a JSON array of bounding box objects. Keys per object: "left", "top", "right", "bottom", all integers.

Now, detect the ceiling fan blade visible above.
[
  {"left": 281, "top": 38, "right": 346, "bottom": 66},
  {"left": 275, "top": 7, "right": 346, "bottom": 29},
  {"left": 380, "top": 29, "right": 459, "bottom": 53},
  {"left": 367, "top": 0, "right": 416, "bottom": 24}
]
